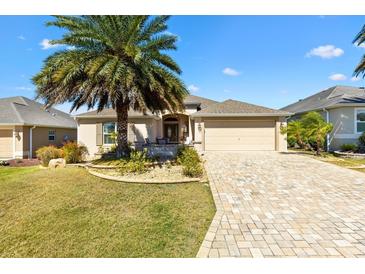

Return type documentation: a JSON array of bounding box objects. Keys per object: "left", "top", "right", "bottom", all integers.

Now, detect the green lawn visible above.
[
  {"left": 289, "top": 149, "right": 365, "bottom": 173},
  {"left": 0, "top": 166, "right": 215, "bottom": 258}
]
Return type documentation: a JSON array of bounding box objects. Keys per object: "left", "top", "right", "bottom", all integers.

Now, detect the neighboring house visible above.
[
  {"left": 75, "top": 95, "right": 290, "bottom": 159},
  {"left": 281, "top": 85, "right": 365, "bottom": 151},
  {"left": 0, "top": 96, "right": 77, "bottom": 159}
]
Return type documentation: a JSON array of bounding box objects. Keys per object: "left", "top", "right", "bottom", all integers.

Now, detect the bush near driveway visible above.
[
  {"left": 285, "top": 111, "right": 333, "bottom": 155},
  {"left": 340, "top": 143, "right": 358, "bottom": 152},
  {"left": 0, "top": 167, "right": 215, "bottom": 257},
  {"left": 177, "top": 146, "right": 203, "bottom": 177}
]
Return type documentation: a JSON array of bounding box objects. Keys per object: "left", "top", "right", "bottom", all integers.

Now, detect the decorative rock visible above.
[{"left": 48, "top": 158, "right": 66, "bottom": 168}]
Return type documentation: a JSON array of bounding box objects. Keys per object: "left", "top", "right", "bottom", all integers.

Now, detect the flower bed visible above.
[
  {"left": 87, "top": 164, "right": 202, "bottom": 184},
  {"left": 334, "top": 151, "right": 365, "bottom": 159}
]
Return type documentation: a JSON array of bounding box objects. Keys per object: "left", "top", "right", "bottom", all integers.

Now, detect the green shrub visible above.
[
  {"left": 109, "top": 144, "right": 117, "bottom": 153},
  {"left": 177, "top": 146, "right": 203, "bottom": 177},
  {"left": 36, "top": 146, "right": 64, "bottom": 167},
  {"left": 0, "top": 160, "right": 10, "bottom": 166},
  {"left": 119, "top": 149, "right": 150, "bottom": 174},
  {"left": 358, "top": 132, "right": 365, "bottom": 148},
  {"left": 340, "top": 143, "right": 358, "bottom": 152},
  {"left": 62, "top": 141, "right": 88, "bottom": 163}
]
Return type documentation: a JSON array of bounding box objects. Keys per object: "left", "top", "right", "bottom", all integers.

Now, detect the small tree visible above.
[
  {"left": 301, "top": 111, "right": 333, "bottom": 155},
  {"left": 285, "top": 120, "right": 306, "bottom": 149}
]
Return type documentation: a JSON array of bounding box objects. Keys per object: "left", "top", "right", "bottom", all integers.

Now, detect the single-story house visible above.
[
  {"left": 0, "top": 96, "right": 77, "bottom": 159},
  {"left": 75, "top": 95, "right": 290, "bottom": 159},
  {"left": 281, "top": 85, "right": 365, "bottom": 151}
]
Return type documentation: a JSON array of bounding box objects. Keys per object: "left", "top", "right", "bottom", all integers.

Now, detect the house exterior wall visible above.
[
  {"left": 77, "top": 117, "right": 159, "bottom": 160},
  {"left": 14, "top": 126, "right": 28, "bottom": 158},
  {"left": 327, "top": 106, "right": 362, "bottom": 151},
  {"left": 1, "top": 125, "right": 76, "bottom": 159},
  {"left": 31, "top": 127, "right": 77, "bottom": 156},
  {"left": 289, "top": 107, "right": 363, "bottom": 151}
]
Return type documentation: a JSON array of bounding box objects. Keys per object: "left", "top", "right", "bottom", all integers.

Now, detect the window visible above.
[
  {"left": 356, "top": 109, "right": 365, "bottom": 133},
  {"left": 48, "top": 130, "right": 56, "bottom": 141},
  {"left": 103, "top": 122, "right": 116, "bottom": 144}
]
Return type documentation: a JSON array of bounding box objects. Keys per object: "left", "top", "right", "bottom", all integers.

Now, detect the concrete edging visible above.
[
  {"left": 86, "top": 167, "right": 201, "bottom": 184},
  {"left": 196, "top": 158, "right": 224, "bottom": 258}
]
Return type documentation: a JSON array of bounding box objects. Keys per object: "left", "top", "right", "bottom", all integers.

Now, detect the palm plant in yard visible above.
[
  {"left": 301, "top": 112, "right": 333, "bottom": 156},
  {"left": 33, "top": 16, "right": 188, "bottom": 156},
  {"left": 285, "top": 120, "right": 306, "bottom": 149},
  {"left": 353, "top": 24, "right": 365, "bottom": 77}
]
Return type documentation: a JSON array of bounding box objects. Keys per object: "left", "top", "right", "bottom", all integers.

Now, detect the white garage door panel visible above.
[
  {"left": 0, "top": 130, "right": 13, "bottom": 158},
  {"left": 205, "top": 120, "right": 275, "bottom": 151}
]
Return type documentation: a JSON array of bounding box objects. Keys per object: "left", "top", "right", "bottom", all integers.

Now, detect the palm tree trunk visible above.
[
  {"left": 116, "top": 103, "right": 130, "bottom": 157},
  {"left": 316, "top": 136, "right": 321, "bottom": 156}
]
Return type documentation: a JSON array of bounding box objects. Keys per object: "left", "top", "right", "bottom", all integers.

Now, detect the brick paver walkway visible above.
[{"left": 197, "top": 151, "right": 365, "bottom": 258}]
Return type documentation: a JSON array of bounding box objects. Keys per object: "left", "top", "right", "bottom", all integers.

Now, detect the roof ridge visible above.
[
  {"left": 10, "top": 102, "right": 25, "bottom": 123},
  {"left": 281, "top": 86, "right": 336, "bottom": 110}
]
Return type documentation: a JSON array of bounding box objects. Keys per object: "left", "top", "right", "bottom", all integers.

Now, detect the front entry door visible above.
[{"left": 164, "top": 124, "right": 179, "bottom": 143}]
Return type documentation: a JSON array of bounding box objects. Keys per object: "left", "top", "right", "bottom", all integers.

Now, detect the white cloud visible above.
[
  {"left": 15, "top": 86, "right": 32, "bottom": 91},
  {"left": 329, "top": 73, "right": 347, "bottom": 81},
  {"left": 222, "top": 67, "right": 240, "bottom": 76},
  {"left": 67, "top": 46, "right": 76, "bottom": 50},
  {"left": 187, "top": 84, "right": 199, "bottom": 93},
  {"left": 351, "top": 76, "right": 362, "bottom": 82},
  {"left": 306, "top": 45, "right": 344, "bottom": 59},
  {"left": 40, "top": 38, "right": 60, "bottom": 50},
  {"left": 223, "top": 89, "right": 231, "bottom": 93},
  {"left": 279, "top": 90, "right": 289, "bottom": 95},
  {"left": 17, "top": 35, "right": 25, "bottom": 40}
]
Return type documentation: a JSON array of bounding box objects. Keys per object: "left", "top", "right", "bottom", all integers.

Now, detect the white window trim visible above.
[
  {"left": 48, "top": 129, "right": 56, "bottom": 141},
  {"left": 102, "top": 122, "right": 117, "bottom": 145},
  {"left": 354, "top": 108, "right": 365, "bottom": 134}
]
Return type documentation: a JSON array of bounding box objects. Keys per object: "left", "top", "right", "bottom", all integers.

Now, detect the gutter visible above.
[
  {"left": 0, "top": 123, "right": 76, "bottom": 129},
  {"left": 190, "top": 112, "right": 293, "bottom": 119},
  {"left": 29, "top": 126, "right": 36, "bottom": 159},
  {"left": 73, "top": 115, "right": 161, "bottom": 121},
  {"left": 323, "top": 108, "right": 330, "bottom": 152}
]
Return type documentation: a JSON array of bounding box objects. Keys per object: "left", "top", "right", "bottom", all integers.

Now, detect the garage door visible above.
[
  {"left": 204, "top": 120, "right": 276, "bottom": 151},
  {"left": 0, "top": 129, "right": 13, "bottom": 158}
]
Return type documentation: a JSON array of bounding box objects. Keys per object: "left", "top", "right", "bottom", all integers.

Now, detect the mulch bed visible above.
[{"left": 6, "top": 159, "right": 40, "bottom": 167}]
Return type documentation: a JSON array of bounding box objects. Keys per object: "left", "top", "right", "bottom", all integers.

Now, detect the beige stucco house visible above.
[
  {"left": 75, "top": 95, "right": 290, "bottom": 159},
  {"left": 281, "top": 85, "right": 365, "bottom": 151},
  {"left": 0, "top": 96, "right": 77, "bottom": 159}
]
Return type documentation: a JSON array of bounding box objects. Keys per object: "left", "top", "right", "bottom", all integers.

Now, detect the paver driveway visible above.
[{"left": 197, "top": 151, "right": 365, "bottom": 258}]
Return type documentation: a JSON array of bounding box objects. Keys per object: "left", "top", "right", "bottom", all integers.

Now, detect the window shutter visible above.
[{"left": 96, "top": 123, "right": 102, "bottom": 146}]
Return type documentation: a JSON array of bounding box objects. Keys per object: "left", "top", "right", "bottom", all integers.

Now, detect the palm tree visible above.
[
  {"left": 353, "top": 24, "right": 365, "bottom": 77},
  {"left": 33, "top": 16, "right": 188, "bottom": 156}
]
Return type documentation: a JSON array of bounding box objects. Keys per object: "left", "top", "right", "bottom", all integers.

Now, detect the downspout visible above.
[
  {"left": 323, "top": 108, "right": 330, "bottom": 152},
  {"left": 29, "top": 126, "right": 36, "bottom": 159}
]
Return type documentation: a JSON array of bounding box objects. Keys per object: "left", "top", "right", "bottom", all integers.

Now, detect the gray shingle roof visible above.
[
  {"left": 0, "top": 96, "right": 77, "bottom": 128},
  {"left": 191, "top": 99, "right": 291, "bottom": 117},
  {"left": 183, "top": 95, "right": 218, "bottom": 109},
  {"left": 281, "top": 86, "right": 365, "bottom": 114},
  {"left": 75, "top": 95, "right": 218, "bottom": 118},
  {"left": 75, "top": 108, "right": 159, "bottom": 118}
]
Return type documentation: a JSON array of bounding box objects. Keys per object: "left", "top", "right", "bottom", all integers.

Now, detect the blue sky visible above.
[{"left": 0, "top": 15, "right": 364, "bottom": 113}]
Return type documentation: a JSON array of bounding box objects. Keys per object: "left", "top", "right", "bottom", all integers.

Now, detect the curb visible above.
[{"left": 87, "top": 168, "right": 201, "bottom": 184}]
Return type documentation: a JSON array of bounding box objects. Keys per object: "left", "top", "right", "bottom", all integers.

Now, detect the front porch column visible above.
[{"left": 188, "top": 116, "right": 193, "bottom": 142}]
